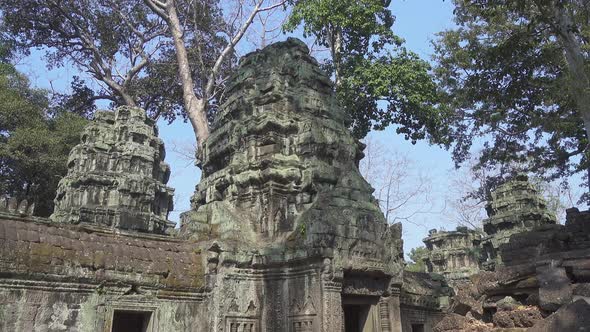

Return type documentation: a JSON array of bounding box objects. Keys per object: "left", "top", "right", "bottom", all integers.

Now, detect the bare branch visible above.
[
  {"left": 360, "top": 136, "right": 437, "bottom": 227},
  {"left": 204, "top": 0, "right": 286, "bottom": 98},
  {"left": 144, "top": 0, "right": 169, "bottom": 20}
]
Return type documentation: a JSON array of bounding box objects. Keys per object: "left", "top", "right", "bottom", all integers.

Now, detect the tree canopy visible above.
[
  {"left": 405, "top": 246, "right": 428, "bottom": 272},
  {"left": 0, "top": 0, "right": 169, "bottom": 109},
  {"left": 1, "top": 0, "right": 450, "bottom": 147},
  {"left": 285, "top": 0, "right": 449, "bottom": 141},
  {"left": 433, "top": 0, "right": 590, "bottom": 201},
  {"left": 0, "top": 0, "right": 286, "bottom": 146},
  {"left": 0, "top": 62, "right": 88, "bottom": 216}
]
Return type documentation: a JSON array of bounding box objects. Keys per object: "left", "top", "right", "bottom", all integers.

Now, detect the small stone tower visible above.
[
  {"left": 480, "top": 174, "right": 556, "bottom": 269},
  {"left": 422, "top": 226, "right": 482, "bottom": 281},
  {"left": 50, "top": 106, "right": 175, "bottom": 234}
]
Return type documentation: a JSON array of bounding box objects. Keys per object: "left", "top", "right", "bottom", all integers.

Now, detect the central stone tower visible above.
[{"left": 181, "top": 38, "right": 404, "bottom": 331}]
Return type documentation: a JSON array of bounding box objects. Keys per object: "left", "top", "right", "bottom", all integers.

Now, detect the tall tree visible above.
[
  {"left": 143, "top": 0, "right": 287, "bottom": 146},
  {"left": 0, "top": 63, "right": 88, "bottom": 216},
  {"left": 0, "top": 0, "right": 168, "bottom": 109},
  {"left": 1, "top": 0, "right": 288, "bottom": 147},
  {"left": 433, "top": 0, "right": 590, "bottom": 202},
  {"left": 284, "top": 0, "right": 448, "bottom": 140}
]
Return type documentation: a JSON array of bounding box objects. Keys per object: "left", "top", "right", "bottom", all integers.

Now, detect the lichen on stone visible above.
[
  {"left": 50, "top": 106, "right": 175, "bottom": 234},
  {"left": 180, "top": 38, "right": 403, "bottom": 275}
]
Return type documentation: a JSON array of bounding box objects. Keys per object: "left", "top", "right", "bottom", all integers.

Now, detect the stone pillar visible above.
[
  {"left": 384, "top": 287, "right": 403, "bottom": 332},
  {"left": 321, "top": 281, "right": 343, "bottom": 332}
]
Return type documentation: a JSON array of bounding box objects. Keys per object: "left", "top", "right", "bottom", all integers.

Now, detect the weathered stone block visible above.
[
  {"left": 492, "top": 305, "right": 542, "bottom": 328},
  {"left": 537, "top": 265, "right": 572, "bottom": 312},
  {"left": 529, "top": 299, "right": 590, "bottom": 331}
]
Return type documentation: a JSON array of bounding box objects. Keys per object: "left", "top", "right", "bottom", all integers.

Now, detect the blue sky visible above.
[{"left": 17, "top": 0, "right": 568, "bottom": 255}]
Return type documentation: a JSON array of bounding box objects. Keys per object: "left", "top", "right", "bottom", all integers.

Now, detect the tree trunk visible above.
[
  {"left": 166, "top": 0, "right": 210, "bottom": 147},
  {"left": 328, "top": 25, "right": 343, "bottom": 87},
  {"left": 550, "top": 3, "right": 590, "bottom": 200},
  {"left": 550, "top": 4, "right": 590, "bottom": 142},
  {"left": 120, "top": 91, "right": 137, "bottom": 107},
  {"left": 100, "top": 75, "right": 137, "bottom": 108}
]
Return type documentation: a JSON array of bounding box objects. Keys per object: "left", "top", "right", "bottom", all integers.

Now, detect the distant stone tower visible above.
[
  {"left": 422, "top": 226, "right": 482, "bottom": 282},
  {"left": 50, "top": 106, "right": 175, "bottom": 234},
  {"left": 480, "top": 174, "right": 557, "bottom": 269}
]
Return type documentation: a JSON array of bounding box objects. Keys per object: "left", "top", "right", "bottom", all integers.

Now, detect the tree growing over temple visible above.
[
  {"left": 0, "top": 0, "right": 288, "bottom": 147},
  {"left": 1, "top": 0, "right": 449, "bottom": 150},
  {"left": 434, "top": 0, "right": 590, "bottom": 202},
  {"left": 0, "top": 0, "right": 169, "bottom": 112},
  {"left": 142, "top": 0, "right": 287, "bottom": 146},
  {"left": 284, "top": 0, "right": 450, "bottom": 141}
]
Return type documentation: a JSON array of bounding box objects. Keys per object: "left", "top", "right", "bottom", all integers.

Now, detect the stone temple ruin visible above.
[
  {"left": 50, "top": 106, "right": 175, "bottom": 234},
  {"left": 479, "top": 174, "right": 557, "bottom": 270},
  {"left": 1, "top": 38, "right": 590, "bottom": 332},
  {"left": 0, "top": 39, "right": 451, "bottom": 332},
  {"left": 422, "top": 227, "right": 482, "bottom": 283},
  {"left": 421, "top": 174, "right": 590, "bottom": 331},
  {"left": 422, "top": 174, "right": 558, "bottom": 280}
]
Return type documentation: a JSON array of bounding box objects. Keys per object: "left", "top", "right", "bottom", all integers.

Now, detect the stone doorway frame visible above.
[
  {"left": 103, "top": 301, "right": 159, "bottom": 332},
  {"left": 342, "top": 295, "right": 380, "bottom": 332}
]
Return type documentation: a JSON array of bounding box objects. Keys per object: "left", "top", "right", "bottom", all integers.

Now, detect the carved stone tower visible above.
[
  {"left": 181, "top": 38, "right": 405, "bottom": 331},
  {"left": 422, "top": 227, "right": 482, "bottom": 282},
  {"left": 480, "top": 174, "right": 557, "bottom": 269},
  {"left": 50, "top": 106, "right": 175, "bottom": 234}
]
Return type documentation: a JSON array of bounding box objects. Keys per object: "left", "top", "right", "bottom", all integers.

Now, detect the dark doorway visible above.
[
  {"left": 343, "top": 304, "right": 370, "bottom": 332},
  {"left": 111, "top": 310, "right": 151, "bottom": 332},
  {"left": 411, "top": 324, "right": 425, "bottom": 332}
]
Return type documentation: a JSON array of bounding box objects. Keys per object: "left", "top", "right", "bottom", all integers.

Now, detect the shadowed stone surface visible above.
[
  {"left": 529, "top": 299, "right": 590, "bottom": 331},
  {"left": 0, "top": 217, "right": 204, "bottom": 289},
  {"left": 51, "top": 106, "right": 175, "bottom": 234},
  {"left": 400, "top": 271, "right": 451, "bottom": 331}
]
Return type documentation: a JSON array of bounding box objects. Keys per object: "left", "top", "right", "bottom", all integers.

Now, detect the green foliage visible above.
[
  {"left": 284, "top": 0, "right": 398, "bottom": 54},
  {"left": 338, "top": 51, "right": 448, "bottom": 141},
  {"left": 0, "top": 63, "right": 88, "bottom": 216},
  {"left": 0, "top": 0, "right": 231, "bottom": 123},
  {"left": 405, "top": 246, "right": 428, "bottom": 272},
  {"left": 285, "top": 0, "right": 448, "bottom": 141},
  {"left": 467, "top": 245, "right": 482, "bottom": 262},
  {"left": 298, "top": 222, "right": 306, "bottom": 236},
  {"left": 433, "top": 0, "right": 590, "bottom": 201},
  {"left": 0, "top": 0, "right": 163, "bottom": 107}
]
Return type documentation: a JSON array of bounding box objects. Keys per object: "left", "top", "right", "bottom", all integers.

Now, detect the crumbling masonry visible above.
[
  {"left": 422, "top": 174, "right": 557, "bottom": 279},
  {"left": 0, "top": 39, "right": 449, "bottom": 332}
]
